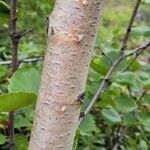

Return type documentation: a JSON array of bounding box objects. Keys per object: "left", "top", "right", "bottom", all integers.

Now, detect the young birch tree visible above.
[{"left": 28, "top": 0, "right": 104, "bottom": 149}]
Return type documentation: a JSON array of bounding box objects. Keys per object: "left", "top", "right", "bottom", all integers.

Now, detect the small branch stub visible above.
[{"left": 77, "top": 92, "right": 86, "bottom": 104}]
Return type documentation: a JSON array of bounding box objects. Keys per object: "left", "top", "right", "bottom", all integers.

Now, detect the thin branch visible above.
[
  {"left": 8, "top": 1, "right": 34, "bottom": 149},
  {"left": 1, "top": 41, "right": 148, "bottom": 66},
  {"left": 124, "top": 41, "right": 150, "bottom": 58},
  {"left": 8, "top": 0, "right": 18, "bottom": 149},
  {"left": 0, "top": 57, "right": 43, "bottom": 65},
  {"left": 122, "top": 41, "right": 150, "bottom": 72},
  {"left": 78, "top": 56, "right": 123, "bottom": 125},
  {"left": 0, "top": 60, "right": 12, "bottom": 65},
  {"left": 120, "top": 0, "right": 141, "bottom": 56},
  {"left": 78, "top": 0, "right": 142, "bottom": 125},
  {"left": 17, "top": 28, "right": 34, "bottom": 39},
  {"left": 112, "top": 127, "right": 127, "bottom": 150}
]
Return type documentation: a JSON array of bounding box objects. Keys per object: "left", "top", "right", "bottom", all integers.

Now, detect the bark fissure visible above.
[{"left": 28, "top": 0, "right": 103, "bottom": 149}]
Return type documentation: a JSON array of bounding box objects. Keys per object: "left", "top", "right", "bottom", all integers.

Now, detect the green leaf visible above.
[
  {"left": 112, "top": 71, "right": 138, "bottom": 86},
  {"left": 143, "top": 94, "right": 150, "bottom": 105},
  {"left": 145, "top": 0, "right": 150, "bottom": 2},
  {"left": 90, "top": 56, "right": 108, "bottom": 75},
  {"left": 0, "top": 113, "right": 7, "bottom": 121},
  {"left": 144, "top": 0, "right": 150, "bottom": 3},
  {"left": 73, "top": 129, "right": 80, "bottom": 150},
  {"left": 79, "top": 114, "right": 97, "bottom": 136},
  {"left": 128, "top": 59, "right": 141, "bottom": 71},
  {"left": 143, "top": 79, "right": 150, "bottom": 89},
  {"left": 8, "top": 67, "right": 40, "bottom": 95},
  {"left": 123, "top": 113, "right": 140, "bottom": 126},
  {"left": 138, "top": 112, "right": 150, "bottom": 130},
  {"left": 15, "top": 134, "right": 28, "bottom": 150},
  {"left": 101, "top": 107, "right": 121, "bottom": 123},
  {"left": 0, "top": 92, "right": 37, "bottom": 112},
  {"left": 142, "top": 0, "right": 150, "bottom": 3},
  {"left": 0, "top": 133, "right": 6, "bottom": 145},
  {"left": 132, "top": 26, "right": 150, "bottom": 36},
  {"left": 98, "top": 92, "right": 115, "bottom": 108},
  {"left": 0, "top": 65, "right": 7, "bottom": 78},
  {"left": 88, "top": 69, "right": 101, "bottom": 82},
  {"left": 0, "top": 1, "right": 10, "bottom": 14},
  {"left": 0, "top": 113, "right": 7, "bottom": 129},
  {"left": 109, "top": 82, "right": 122, "bottom": 96},
  {"left": 20, "top": 106, "right": 34, "bottom": 121},
  {"left": 14, "top": 115, "right": 32, "bottom": 128},
  {"left": 115, "top": 95, "right": 137, "bottom": 113},
  {"left": 139, "top": 71, "right": 150, "bottom": 80},
  {"left": 112, "top": 28, "right": 121, "bottom": 35},
  {"left": 138, "top": 139, "right": 148, "bottom": 150}
]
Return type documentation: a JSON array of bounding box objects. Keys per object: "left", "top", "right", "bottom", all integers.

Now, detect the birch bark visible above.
[{"left": 28, "top": 0, "right": 104, "bottom": 149}]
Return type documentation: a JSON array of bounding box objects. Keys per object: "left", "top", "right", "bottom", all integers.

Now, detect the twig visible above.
[
  {"left": 8, "top": 1, "right": 33, "bottom": 149},
  {"left": 124, "top": 41, "right": 150, "bottom": 58},
  {"left": 9, "top": 28, "right": 33, "bottom": 40},
  {"left": 120, "top": 0, "right": 141, "bottom": 56},
  {"left": 112, "top": 127, "right": 127, "bottom": 150},
  {"left": 78, "top": 0, "right": 141, "bottom": 125},
  {"left": 0, "top": 57, "right": 43, "bottom": 65},
  {"left": 96, "top": 46, "right": 113, "bottom": 64},
  {"left": 122, "top": 41, "right": 150, "bottom": 72},
  {"left": 78, "top": 56, "right": 123, "bottom": 125},
  {"left": 8, "top": 1, "right": 18, "bottom": 149},
  {"left": 17, "top": 28, "right": 33, "bottom": 39}
]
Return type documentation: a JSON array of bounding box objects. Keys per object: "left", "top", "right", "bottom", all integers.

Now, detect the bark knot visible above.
[
  {"left": 52, "top": 29, "right": 84, "bottom": 45},
  {"left": 61, "top": 106, "right": 67, "bottom": 112},
  {"left": 76, "top": 0, "right": 88, "bottom": 6}
]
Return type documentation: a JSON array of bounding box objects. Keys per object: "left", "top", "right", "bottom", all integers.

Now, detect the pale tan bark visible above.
[{"left": 28, "top": 0, "right": 104, "bottom": 149}]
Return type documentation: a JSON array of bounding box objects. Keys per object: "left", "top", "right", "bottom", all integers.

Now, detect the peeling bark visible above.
[{"left": 28, "top": 0, "right": 104, "bottom": 149}]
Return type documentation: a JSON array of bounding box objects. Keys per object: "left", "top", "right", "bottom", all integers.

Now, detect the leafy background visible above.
[{"left": 0, "top": 0, "right": 150, "bottom": 149}]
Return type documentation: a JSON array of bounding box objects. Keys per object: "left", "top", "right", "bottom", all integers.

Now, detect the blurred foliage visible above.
[{"left": 0, "top": 0, "right": 150, "bottom": 149}]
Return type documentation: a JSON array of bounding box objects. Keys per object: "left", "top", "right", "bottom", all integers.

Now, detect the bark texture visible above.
[{"left": 28, "top": 0, "right": 103, "bottom": 149}]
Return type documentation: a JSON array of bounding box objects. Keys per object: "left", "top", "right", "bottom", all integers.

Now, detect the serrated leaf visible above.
[
  {"left": 102, "top": 107, "right": 121, "bottom": 123},
  {"left": 79, "top": 114, "right": 96, "bottom": 136},
  {"left": 8, "top": 67, "right": 40, "bottom": 95},
  {"left": 112, "top": 71, "right": 138, "bottom": 86},
  {"left": 0, "top": 92, "right": 37, "bottom": 112},
  {"left": 14, "top": 115, "right": 32, "bottom": 128},
  {"left": 115, "top": 95, "right": 137, "bottom": 113},
  {"left": 123, "top": 113, "right": 140, "bottom": 126},
  {"left": 98, "top": 92, "right": 115, "bottom": 108},
  {"left": 90, "top": 56, "right": 108, "bottom": 75},
  {"left": 109, "top": 82, "right": 122, "bottom": 96}
]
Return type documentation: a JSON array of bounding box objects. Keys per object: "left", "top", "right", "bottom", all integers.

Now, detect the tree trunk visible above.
[{"left": 28, "top": 0, "right": 104, "bottom": 149}]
